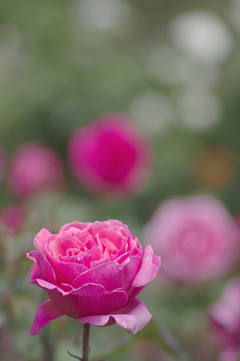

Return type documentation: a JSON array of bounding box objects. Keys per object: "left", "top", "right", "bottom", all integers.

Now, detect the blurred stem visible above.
[
  {"left": 157, "top": 323, "right": 190, "bottom": 361},
  {"left": 41, "top": 325, "right": 54, "bottom": 361},
  {"left": 82, "top": 323, "right": 90, "bottom": 361}
]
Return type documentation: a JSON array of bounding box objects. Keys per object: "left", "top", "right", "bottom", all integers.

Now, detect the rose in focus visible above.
[
  {"left": 68, "top": 113, "right": 151, "bottom": 196},
  {"left": 28, "top": 220, "right": 160, "bottom": 335},
  {"left": 209, "top": 278, "right": 240, "bottom": 361},
  {"left": 144, "top": 195, "right": 238, "bottom": 283},
  {"left": 8, "top": 142, "right": 65, "bottom": 198}
]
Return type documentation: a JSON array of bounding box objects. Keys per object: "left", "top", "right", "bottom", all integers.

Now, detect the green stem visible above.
[
  {"left": 41, "top": 325, "right": 54, "bottom": 361},
  {"left": 82, "top": 323, "right": 90, "bottom": 361}
]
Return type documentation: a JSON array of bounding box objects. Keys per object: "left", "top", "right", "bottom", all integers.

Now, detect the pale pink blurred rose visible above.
[
  {"left": 0, "top": 204, "right": 25, "bottom": 233},
  {"left": 27, "top": 219, "right": 160, "bottom": 335},
  {"left": 68, "top": 114, "right": 151, "bottom": 196},
  {"left": 0, "top": 146, "right": 6, "bottom": 181},
  {"left": 144, "top": 195, "right": 239, "bottom": 283},
  {"left": 234, "top": 215, "right": 240, "bottom": 239},
  {"left": 209, "top": 278, "right": 240, "bottom": 361},
  {"left": 8, "top": 143, "right": 65, "bottom": 198}
]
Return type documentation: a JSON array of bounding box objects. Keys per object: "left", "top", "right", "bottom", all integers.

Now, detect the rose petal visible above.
[
  {"left": 78, "top": 314, "right": 114, "bottom": 327},
  {"left": 48, "top": 283, "right": 128, "bottom": 319},
  {"left": 30, "top": 299, "right": 64, "bottom": 335},
  {"left": 31, "top": 278, "right": 68, "bottom": 294},
  {"left": 30, "top": 261, "right": 42, "bottom": 281},
  {"left": 46, "top": 254, "right": 88, "bottom": 285},
  {"left": 34, "top": 228, "right": 52, "bottom": 255},
  {"left": 78, "top": 298, "right": 151, "bottom": 334},
  {"left": 132, "top": 245, "right": 160, "bottom": 287},
  {"left": 60, "top": 221, "right": 92, "bottom": 232},
  {"left": 28, "top": 250, "right": 56, "bottom": 283},
  {"left": 72, "top": 256, "right": 142, "bottom": 291}
]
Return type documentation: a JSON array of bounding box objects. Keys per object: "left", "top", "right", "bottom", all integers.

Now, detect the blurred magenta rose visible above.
[
  {"left": 68, "top": 113, "right": 151, "bottom": 195},
  {"left": 27, "top": 219, "right": 160, "bottom": 335},
  {"left": 144, "top": 195, "right": 239, "bottom": 283},
  {"left": 209, "top": 278, "right": 240, "bottom": 361},
  {"left": 0, "top": 204, "right": 25, "bottom": 234},
  {"left": 0, "top": 145, "right": 6, "bottom": 181},
  {"left": 8, "top": 142, "right": 64, "bottom": 198}
]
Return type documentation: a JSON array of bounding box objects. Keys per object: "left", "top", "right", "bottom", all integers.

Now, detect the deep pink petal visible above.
[
  {"left": 132, "top": 245, "right": 160, "bottom": 287},
  {"left": 48, "top": 283, "right": 128, "bottom": 319},
  {"left": 72, "top": 257, "right": 142, "bottom": 291},
  {"left": 28, "top": 250, "right": 56, "bottom": 283},
  {"left": 34, "top": 228, "right": 52, "bottom": 255},
  {"left": 30, "top": 261, "right": 42, "bottom": 281},
  {"left": 126, "top": 285, "right": 145, "bottom": 302},
  {"left": 32, "top": 279, "right": 74, "bottom": 293},
  {"left": 46, "top": 254, "right": 88, "bottom": 285},
  {"left": 78, "top": 298, "right": 151, "bottom": 334},
  {"left": 112, "top": 298, "right": 152, "bottom": 334},
  {"left": 30, "top": 299, "right": 64, "bottom": 335}
]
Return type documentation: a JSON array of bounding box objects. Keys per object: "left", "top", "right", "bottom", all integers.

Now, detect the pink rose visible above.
[
  {"left": 144, "top": 195, "right": 239, "bottom": 283},
  {"left": 27, "top": 220, "right": 160, "bottom": 335},
  {"left": 209, "top": 278, "right": 240, "bottom": 361},
  {"left": 0, "top": 204, "right": 25, "bottom": 234},
  {"left": 8, "top": 142, "right": 65, "bottom": 198},
  {"left": 68, "top": 113, "right": 151, "bottom": 196}
]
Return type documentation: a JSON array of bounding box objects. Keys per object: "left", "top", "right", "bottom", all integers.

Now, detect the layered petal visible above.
[
  {"left": 31, "top": 278, "right": 67, "bottom": 294},
  {"left": 60, "top": 221, "right": 92, "bottom": 232},
  {"left": 48, "top": 283, "right": 128, "bottom": 319},
  {"left": 46, "top": 254, "right": 88, "bottom": 285},
  {"left": 34, "top": 228, "right": 52, "bottom": 254},
  {"left": 30, "top": 261, "right": 42, "bottom": 281},
  {"left": 78, "top": 298, "right": 151, "bottom": 334},
  {"left": 72, "top": 256, "right": 142, "bottom": 291},
  {"left": 28, "top": 250, "right": 56, "bottom": 283},
  {"left": 30, "top": 299, "right": 64, "bottom": 335},
  {"left": 132, "top": 245, "right": 161, "bottom": 287}
]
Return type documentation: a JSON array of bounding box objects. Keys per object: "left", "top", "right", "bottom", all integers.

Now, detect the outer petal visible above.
[
  {"left": 78, "top": 298, "right": 151, "bottom": 334},
  {"left": 34, "top": 228, "right": 52, "bottom": 255},
  {"left": 48, "top": 283, "right": 128, "bottom": 319},
  {"left": 72, "top": 256, "right": 142, "bottom": 291},
  {"left": 31, "top": 278, "right": 67, "bottom": 294},
  {"left": 30, "top": 299, "right": 64, "bottom": 335},
  {"left": 28, "top": 250, "right": 56, "bottom": 283},
  {"left": 30, "top": 261, "right": 42, "bottom": 281},
  {"left": 132, "top": 245, "right": 160, "bottom": 287}
]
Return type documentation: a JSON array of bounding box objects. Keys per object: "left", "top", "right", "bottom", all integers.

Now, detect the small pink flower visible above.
[
  {"left": 68, "top": 114, "right": 151, "bottom": 196},
  {"left": 209, "top": 278, "right": 240, "bottom": 361},
  {"left": 144, "top": 195, "right": 239, "bottom": 283},
  {"left": 0, "top": 204, "right": 25, "bottom": 233},
  {"left": 27, "top": 220, "right": 160, "bottom": 335},
  {"left": 8, "top": 142, "right": 65, "bottom": 198}
]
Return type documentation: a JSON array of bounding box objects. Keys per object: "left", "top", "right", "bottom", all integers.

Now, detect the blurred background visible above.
[{"left": 1, "top": 0, "right": 240, "bottom": 360}]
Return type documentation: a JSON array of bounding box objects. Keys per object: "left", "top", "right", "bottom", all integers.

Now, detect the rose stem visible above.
[
  {"left": 41, "top": 325, "right": 54, "bottom": 361},
  {"left": 82, "top": 323, "right": 90, "bottom": 361}
]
